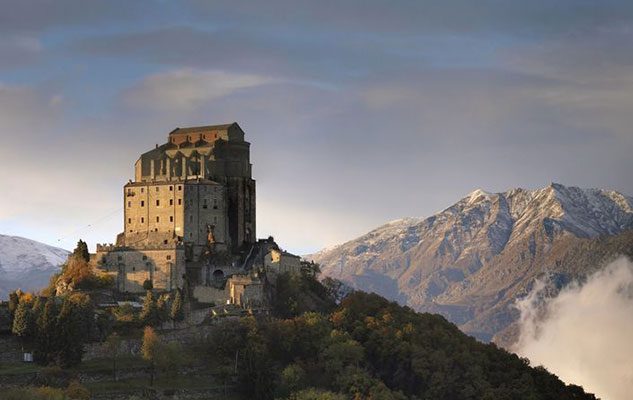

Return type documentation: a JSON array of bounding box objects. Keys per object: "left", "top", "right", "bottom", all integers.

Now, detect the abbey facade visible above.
[{"left": 93, "top": 123, "right": 299, "bottom": 306}]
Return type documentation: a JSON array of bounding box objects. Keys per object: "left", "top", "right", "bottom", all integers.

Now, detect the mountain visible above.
[
  {"left": 307, "top": 183, "right": 633, "bottom": 346},
  {"left": 0, "top": 235, "right": 69, "bottom": 298}
]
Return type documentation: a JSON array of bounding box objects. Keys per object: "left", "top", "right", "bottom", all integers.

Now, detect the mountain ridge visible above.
[
  {"left": 307, "top": 183, "right": 633, "bottom": 345},
  {"left": 0, "top": 234, "right": 69, "bottom": 298}
]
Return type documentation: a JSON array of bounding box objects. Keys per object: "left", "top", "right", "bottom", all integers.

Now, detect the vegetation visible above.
[
  {"left": 1, "top": 239, "right": 597, "bottom": 399},
  {"left": 203, "top": 289, "right": 597, "bottom": 400}
]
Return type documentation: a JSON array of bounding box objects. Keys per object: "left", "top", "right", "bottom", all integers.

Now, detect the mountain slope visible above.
[
  {"left": 308, "top": 183, "right": 633, "bottom": 345},
  {"left": 0, "top": 235, "right": 69, "bottom": 298}
]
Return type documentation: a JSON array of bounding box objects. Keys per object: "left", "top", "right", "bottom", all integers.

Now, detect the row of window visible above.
[
  {"left": 139, "top": 185, "right": 183, "bottom": 193},
  {"left": 128, "top": 216, "right": 175, "bottom": 224},
  {"left": 127, "top": 215, "right": 219, "bottom": 225},
  {"left": 127, "top": 198, "right": 219, "bottom": 208}
]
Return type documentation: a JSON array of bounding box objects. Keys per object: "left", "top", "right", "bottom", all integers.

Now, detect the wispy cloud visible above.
[{"left": 122, "top": 68, "right": 274, "bottom": 110}]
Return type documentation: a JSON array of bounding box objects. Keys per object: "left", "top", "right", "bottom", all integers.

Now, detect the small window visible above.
[
  {"left": 127, "top": 218, "right": 131, "bottom": 223},
  {"left": 127, "top": 201, "right": 131, "bottom": 207},
  {"left": 156, "top": 187, "right": 159, "bottom": 192},
  {"left": 214, "top": 216, "right": 217, "bottom": 224},
  {"left": 142, "top": 255, "right": 147, "bottom": 260},
  {"left": 129, "top": 230, "right": 133, "bottom": 233},
  {"left": 141, "top": 188, "right": 144, "bottom": 193},
  {"left": 170, "top": 216, "right": 174, "bottom": 222},
  {"left": 166, "top": 255, "right": 172, "bottom": 260},
  {"left": 156, "top": 200, "right": 160, "bottom": 206},
  {"left": 203, "top": 199, "right": 208, "bottom": 209},
  {"left": 117, "top": 255, "right": 122, "bottom": 261},
  {"left": 213, "top": 199, "right": 218, "bottom": 209},
  {"left": 169, "top": 199, "right": 173, "bottom": 206},
  {"left": 156, "top": 216, "right": 160, "bottom": 223},
  {"left": 178, "top": 199, "right": 182, "bottom": 205},
  {"left": 141, "top": 217, "right": 145, "bottom": 223},
  {"left": 141, "top": 201, "right": 145, "bottom": 207},
  {"left": 169, "top": 186, "right": 173, "bottom": 191},
  {"left": 132, "top": 266, "right": 136, "bottom": 271},
  {"left": 190, "top": 233, "right": 193, "bottom": 238},
  {"left": 178, "top": 185, "right": 182, "bottom": 191}
]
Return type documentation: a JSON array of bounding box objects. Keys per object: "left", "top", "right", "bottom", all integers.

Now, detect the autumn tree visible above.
[{"left": 141, "top": 326, "right": 160, "bottom": 386}]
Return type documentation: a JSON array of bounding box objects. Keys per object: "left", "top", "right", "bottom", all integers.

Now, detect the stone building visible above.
[{"left": 93, "top": 122, "right": 300, "bottom": 307}]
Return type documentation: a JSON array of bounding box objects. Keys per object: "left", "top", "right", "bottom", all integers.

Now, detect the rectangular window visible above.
[
  {"left": 169, "top": 199, "right": 173, "bottom": 206},
  {"left": 190, "top": 215, "right": 193, "bottom": 222},
  {"left": 156, "top": 200, "right": 160, "bottom": 206},
  {"left": 141, "top": 188, "right": 144, "bottom": 193},
  {"left": 156, "top": 187, "right": 159, "bottom": 192},
  {"left": 166, "top": 255, "right": 172, "bottom": 260},
  {"left": 156, "top": 216, "right": 160, "bottom": 223},
  {"left": 127, "top": 218, "right": 131, "bottom": 223},
  {"left": 169, "top": 186, "right": 173, "bottom": 191},
  {"left": 170, "top": 216, "right": 174, "bottom": 222},
  {"left": 141, "top": 201, "right": 145, "bottom": 207},
  {"left": 213, "top": 199, "right": 218, "bottom": 209},
  {"left": 203, "top": 199, "right": 208, "bottom": 209},
  {"left": 178, "top": 185, "right": 182, "bottom": 191},
  {"left": 141, "top": 217, "right": 144, "bottom": 223},
  {"left": 178, "top": 199, "right": 182, "bottom": 205},
  {"left": 127, "top": 201, "right": 131, "bottom": 207}
]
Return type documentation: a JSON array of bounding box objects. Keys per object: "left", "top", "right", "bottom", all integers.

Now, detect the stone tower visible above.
[{"left": 94, "top": 123, "right": 256, "bottom": 292}]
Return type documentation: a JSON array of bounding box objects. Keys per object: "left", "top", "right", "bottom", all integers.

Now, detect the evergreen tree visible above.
[
  {"left": 170, "top": 290, "right": 185, "bottom": 322},
  {"left": 140, "top": 290, "right": 160, "bottom": 327},
  {"left": 35, "top": 297, "right": 58, "bottom": 365},
  {"left": 8, "top": 291, "right": 20, "bottom": 319},
  {"left": 12, "top": 300, "right": 34, "bottom": 341},
  {"left": 55, "top": 293, "right": 93, "bottom": 367},
  {"left": 72, "top": 239, "right": 90, "bottom": 262}
]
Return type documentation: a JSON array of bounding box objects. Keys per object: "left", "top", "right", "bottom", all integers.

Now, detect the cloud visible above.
[
  {"left": 514, "top": 257, "right": 633, "bottom": 400},
  {"left": 122, "top": 68, "right": 273, "bottom": 110}
]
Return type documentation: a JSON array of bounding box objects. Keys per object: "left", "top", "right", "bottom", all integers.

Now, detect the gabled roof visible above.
[{"left": 168, "top": 122, "right": 240, "bottom": 136}]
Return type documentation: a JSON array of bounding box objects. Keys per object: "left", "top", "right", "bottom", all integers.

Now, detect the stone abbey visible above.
[{"left": 93, "top": 123, "right": 300, "bottom": 306}]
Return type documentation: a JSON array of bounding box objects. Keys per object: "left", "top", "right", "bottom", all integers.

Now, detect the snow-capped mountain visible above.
[
  {"left": 0, "top": 235, "right": 69, "bottom": 298},
  {"left": 307, "top": 183, "right": 633, "bottom": 346}
]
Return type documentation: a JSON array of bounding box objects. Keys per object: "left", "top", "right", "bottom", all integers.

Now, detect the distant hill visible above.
[
  {"left": 0, "top": 235, "right": 69, "bottom": 298},
  {"left": 307, "top": 183, "right": 633, "bottom": 346}
]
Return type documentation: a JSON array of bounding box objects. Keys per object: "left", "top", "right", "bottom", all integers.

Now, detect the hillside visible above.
[
  {"left": 308, "top": 183, "right": 633, "bottom": 345},
  {"left": 0, "top": 235, "right": 69, "bottom": 298}
]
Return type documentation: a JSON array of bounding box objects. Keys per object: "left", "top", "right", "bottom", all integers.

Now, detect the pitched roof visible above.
[{"left": 168, "top": 122, "right": 239, "bottom": 136}]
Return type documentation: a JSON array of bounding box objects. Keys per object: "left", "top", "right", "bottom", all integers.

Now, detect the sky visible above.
[{"left": 1, "top": 1, "right": 632, "bottom": 254}]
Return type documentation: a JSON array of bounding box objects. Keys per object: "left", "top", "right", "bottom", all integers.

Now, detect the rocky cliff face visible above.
[
  {"left": 0, "top": 235, "right": 69, "bottom": 298},
  {"left": 307, "top": 183, "right": 633, "bottom": 345}
]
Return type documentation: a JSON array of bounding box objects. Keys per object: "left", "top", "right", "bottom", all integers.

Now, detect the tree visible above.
[
  {"left": 8, "top": 290, "right": 20, "bottom": 318},
  {"left": 12, "top": 299, "right": 34, "bottom": 350},
  {"left": 35, "top": 297, "right": 59, "bottom": 365},
  {"left": 142, "top": 279, "right": 153, "bottom": 291},
  {"left": 72, "top": 240, "right": 90, "bottom": 262},
  {"left": 170, "top": 290, "right": 185, "bottom": 322},
  {"left": 140, "top": 291, "right": 161, "bottom": 327},
  {"left": 105, "top": 333, "right": 122, "bottom": 381},
  {"left": 141, "top": 326, "right": 160, "bottom": 386},
  {"left": 55, "top": 293, "right": 93, "bottom": 367}
]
